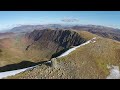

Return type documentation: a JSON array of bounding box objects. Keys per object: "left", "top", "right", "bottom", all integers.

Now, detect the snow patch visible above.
[
  {"left": 106, "top": 65, "right": 120, "bottom": 79},
  {"left": 0, "top": 60, "right": 52, "bottom": 79},
  {"left": 0, "top": 65, "right": 37, "bottom": 79},
  {"left": 92, "top": 41, "right": 96, "bottom": 43},
  {"left": 57, "top": 37, "right": 96, "bottom": 58},
  {"left": 46, "top": 61, "right": 52, "bottom": 63}
]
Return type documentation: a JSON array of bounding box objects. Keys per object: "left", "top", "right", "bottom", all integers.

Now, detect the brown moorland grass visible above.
[{"left": 7, "top": 31, "right": 120, "bottom": 79}]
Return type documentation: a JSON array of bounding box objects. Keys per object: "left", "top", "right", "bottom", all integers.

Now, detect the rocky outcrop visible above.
[
  {"left": 26, "top": 29, "right": 86, "bottom": 48},
  {"left": 51, "top": 58, "right": 58, "bottom": 69}
]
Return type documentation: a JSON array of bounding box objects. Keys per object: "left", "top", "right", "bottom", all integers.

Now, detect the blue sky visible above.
[{"left": 0, "top": 11, "right": 120, "bottom": 31}]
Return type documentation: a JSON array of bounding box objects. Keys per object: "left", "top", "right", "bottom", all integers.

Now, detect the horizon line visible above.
[{"left": 0, "top": 23, "right": 119, "bottom": 31}]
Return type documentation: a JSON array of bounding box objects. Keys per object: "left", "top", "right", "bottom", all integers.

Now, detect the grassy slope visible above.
[
  {"left": 56, "top": 37, "right": 120, "bottom": 78},
  {"left": 7, "top": 31, "right": 120, "bottom": 79},
  {"left": 0, "top": 38, "right": 48, "bottom": 68},
  {"left": 0, "top": 30, "right": 89, "bottom": 69},
  {"left": 73, "top": 30, "right": 97, "bottom": 40},
  {"left": 0, "top": 37, "right": 27, "bottom": 67}
]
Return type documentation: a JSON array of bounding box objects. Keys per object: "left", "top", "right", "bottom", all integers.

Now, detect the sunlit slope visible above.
[
  {"left": 7, "top": 32, "right": 120, "bottom": 79},
  {"left": 0, "top": 29, "right": 94, "bottom": 69}
]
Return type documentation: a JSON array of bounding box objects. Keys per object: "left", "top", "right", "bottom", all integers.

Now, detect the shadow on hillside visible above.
[
  {"left": 51, "top": 48, "right": 70, "bottom": 58},
  {"left": 0, "top": 60, "right": 47, "bottom": 72}
]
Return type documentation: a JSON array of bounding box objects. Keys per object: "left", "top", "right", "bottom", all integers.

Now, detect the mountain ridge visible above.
[
  {"left": 0, "top": 29, "right": 91, "bottom": 70},
  {"left": 4, "top": 24, "right": 120, "bottom": 42}
]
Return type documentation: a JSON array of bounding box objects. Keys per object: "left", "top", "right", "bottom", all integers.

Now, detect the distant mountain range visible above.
[
  {"left": 7, "top": 24, "right": 66, "bottom": 33},
  {"left": 71, "top": 25, "right": 120, "bottom": 41},
  {"left": 3, "top": 24, "right": 120, "bottom": 41}
]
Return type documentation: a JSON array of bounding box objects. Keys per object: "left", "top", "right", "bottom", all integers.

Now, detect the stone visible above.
[{"left": 51, "top": 58, "right": 59, "bottom": 69}]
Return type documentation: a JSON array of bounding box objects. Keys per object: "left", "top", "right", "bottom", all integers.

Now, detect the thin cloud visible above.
[{"left": 61, "top": 18, "right": 79, "bottom": 22}]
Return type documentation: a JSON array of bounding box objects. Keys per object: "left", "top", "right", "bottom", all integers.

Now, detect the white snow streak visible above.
[
  {"left": 57, "top": 37, "right": 96, "bottom": 58},
  {"left": 106, "top": 65, "right": 120, "bottom": 79},
  {"left": 0, "top": 65, "right": 37, "bottom": 79}
]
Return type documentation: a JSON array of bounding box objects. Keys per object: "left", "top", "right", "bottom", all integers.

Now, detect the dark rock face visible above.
[
  {"left": 27, "top": 29, "right": 86, "bottom": 48},
  {"left": 25, "top": 29, "right": 86, "bottom": 59}
]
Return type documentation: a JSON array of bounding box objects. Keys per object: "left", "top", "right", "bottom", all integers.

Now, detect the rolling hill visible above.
[
  {"left": 0, "top": 29, "right": 92, "bottom": 72},
  {"left": 71, "top": 25, "right": 120, "bottom": 41},
  {"left": 5, "top": 29, "right": 120, "bottom": 79}
]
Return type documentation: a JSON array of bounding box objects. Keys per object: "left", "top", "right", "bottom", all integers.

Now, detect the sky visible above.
[{"left": 0, "top": 11, "right": 120, "bottom": 31}]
